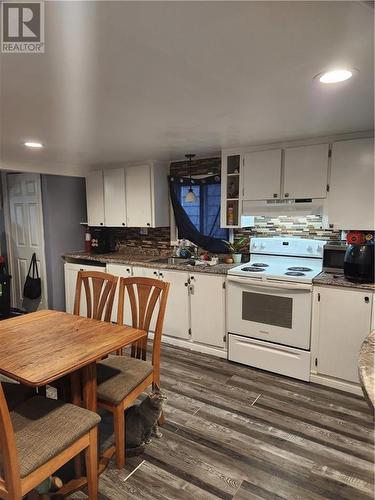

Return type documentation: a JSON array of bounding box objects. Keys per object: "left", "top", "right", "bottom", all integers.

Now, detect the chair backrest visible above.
[
  {"left": 74, "top": 271, "right": 118, "bottom": 322},
  {"left": 117, "top": 277, "right": 170, "bottom": 364},
  {"left": 0, "top": 382, "right": 22, "bottom": 498}
]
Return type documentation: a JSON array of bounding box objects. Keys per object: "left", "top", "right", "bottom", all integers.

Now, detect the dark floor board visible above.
[
  {"left": 160, "top": 343, "right": 370, "bottom": 411},
  {"left": 163, "top": 405, "right": 374, "bottom": 500},
  {"left": 161, "top": 370, "right": 373, "bottom": 445},
  {"left": 69, "top": 341, "right": 374, "bottom": 499},
  {"left": 228, "top": 374, "right": 373, "bottom": 424}
]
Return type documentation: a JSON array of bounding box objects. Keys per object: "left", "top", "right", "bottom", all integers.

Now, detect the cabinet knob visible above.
[
  {"left": 159, "top": 273, "right": 164, "bottom": 279},
  {"left": 365, "top": 296, "right": 370, "bottom": 303},
  {"left": 153, "top": 271, "right": 158, "bottom": 275},
  {"left": 126, "top": 268, "right": 130, "bottom": 273},
  {"left": 273, "top": 193, "right": 278, "bottom": 198},
  {"left": 147, "top": 223, "right": 151, "bottom": 227},
  {"left": 184, "top": 282, "right": 188, "bottom": 287},
  {"left": 100, "top": 222, "right": 104, "bottom": 226},
  {"left": 122, "top": 223, "right": 125, "bottom": 226},
  {"left": 284, "top": 193, "right": 289, "bottom": 198}
]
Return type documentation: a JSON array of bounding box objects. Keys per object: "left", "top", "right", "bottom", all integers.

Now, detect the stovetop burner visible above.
[
  {"left": 287, "top": 266, "right": 312, "bottom": 272},
  {"left": 252, "top": 263, "right": 269, "bottom": 267},
  {"left": 242, "top": 267, "right": 265, "bottom": 272},
  {"left": 285, "top": 271, "right": 305, "bottom": 276}
]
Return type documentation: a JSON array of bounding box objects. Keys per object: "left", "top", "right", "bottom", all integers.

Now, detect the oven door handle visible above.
[{"left": 227, "top": 276, "right": 312, "bottom": 292}]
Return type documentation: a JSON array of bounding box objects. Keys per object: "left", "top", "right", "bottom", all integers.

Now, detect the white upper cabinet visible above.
[
  {"left": 327, "top": 138, "right": 374, "bottom": 230},
  {"left": 125, "top": 165, "right": 153, "bottom": 227},
  {"left": 125, "top": 162, "right": 169, "bottom": 228},
  {"left": 104, "top": 168, "right": 127, "bottom": 227},
  {"left": 86, "top": 162, "right": 169, "bottom": 228},
  {"left": 243, "top": 149, "right": 282, "bottom": 200},
  {"left": 283, "top": 144, "right": 329, "bottom": 199},
  {"left": 86, "top": 170, "right": 105, "bottom": 226}
]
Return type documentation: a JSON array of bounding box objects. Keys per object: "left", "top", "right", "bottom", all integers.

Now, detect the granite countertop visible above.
[
  {"left": 358, "top": 330, "right": 375, "bottom": 410},
  {"left": 64, "top": 252, "right": 237, "bottom": 275},
  {"left": 313, "top": 272, "right": 375, "bottom": 291}
]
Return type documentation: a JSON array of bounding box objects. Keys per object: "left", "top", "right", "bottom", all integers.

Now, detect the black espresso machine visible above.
[{"left": 344, "top": 231, "right": 374, "bottom": 283}]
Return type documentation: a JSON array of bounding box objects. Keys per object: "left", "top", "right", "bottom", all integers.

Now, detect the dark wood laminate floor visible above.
[{"left": 69, "top": 342, "right": 374, "bottom": 500}]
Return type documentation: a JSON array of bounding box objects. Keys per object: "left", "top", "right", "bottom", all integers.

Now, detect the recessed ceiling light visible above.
[
  {"left": 24, "top": 141, "right": 44, "bottom": 148},
  {"left": 317, "top": 69, "right": 354, "bottom": 84}
]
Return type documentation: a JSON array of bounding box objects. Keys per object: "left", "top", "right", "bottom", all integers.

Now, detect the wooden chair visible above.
[
  {"left": 53, "top": 270, "right": 119, "bottom": 401},
  {"left": 0, "top": 383, "right": 100, "bottom": 499},
  {"left": 74, "top": 270, "right": 118, "bottom": 321},
  {"left": 96, "top": 276, "right": 170, "bottom": 468}
]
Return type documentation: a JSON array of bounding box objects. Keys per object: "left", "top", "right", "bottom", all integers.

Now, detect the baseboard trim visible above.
[
  {"left": 310, "top": 373, "right": 363, "bottom": 396},
  {"left": 149, "top": 332, "right": 228, "bottom": 359}
]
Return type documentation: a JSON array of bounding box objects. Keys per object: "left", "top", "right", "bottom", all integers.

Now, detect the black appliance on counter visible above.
[
  {"left": 323, "top": 241, "right": 347, "bottom": 274},
  {"left": 344, "top": 231, "right": 374, "bottom": 283},
  {"left": 90, "top": 228, "right": 116, "bottom": 254}
]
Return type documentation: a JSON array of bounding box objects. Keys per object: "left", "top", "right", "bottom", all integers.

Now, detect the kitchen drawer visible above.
[{"left": 228, "top": 334, "right": 310, "bottom": 381}]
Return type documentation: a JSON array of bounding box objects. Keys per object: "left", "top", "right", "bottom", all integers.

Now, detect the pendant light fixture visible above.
[{"left": 184, "top": 154, "right": 196, "bottom": 203}]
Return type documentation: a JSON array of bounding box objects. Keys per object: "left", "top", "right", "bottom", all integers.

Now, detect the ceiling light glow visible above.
[
  {"left": 318, "top": 69, "right": 353, "bottom": 84},
  {"left": 24, "top": 142, "right": 43, "bottom": 148}
]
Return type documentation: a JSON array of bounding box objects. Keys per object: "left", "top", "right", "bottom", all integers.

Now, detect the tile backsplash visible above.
[
  {"left": 235, "top": 215, "right": 341, "bottom": 242},
  {"left": 113, "top": 227, "right": 170, "bottom": 256}
]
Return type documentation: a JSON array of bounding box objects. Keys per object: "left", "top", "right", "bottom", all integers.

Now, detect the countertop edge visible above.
[
  {"left": 63, "top": 253, "right": 236, "bottom": 275},
  {"left": 313, "top": 272, "right": 375, "bottom": 291}
]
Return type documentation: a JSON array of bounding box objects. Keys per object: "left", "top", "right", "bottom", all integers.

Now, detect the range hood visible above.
[{"left": 242, "top": 198, "right": 324, "bottom": 216}]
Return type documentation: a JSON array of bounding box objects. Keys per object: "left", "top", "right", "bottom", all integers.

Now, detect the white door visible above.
[
  {"left": 125, "top": 165, "right": 153, "bottom": 227},
  {"left": 314, "top": 287, "right": 372, "bottom": 383},
  {"left": 7, "top": 173, "right": 48, "bottom": 310},
  {"left": 106, "top": 263, "right": 133, "bottom": 323},
  {"left": 243, "top": 149, "right": 282, "bottom": 200},
  {"left": 327, "top": 138, "right": 374, "bottom": 230},
  {"left": 104, "top": 168, "right": 127, "bottom": 227},
  {"left": 64, "top": 262, "right": 105, "bottom": 314},
  {"left": 283, "top": 144, "right": 329, "bottom": 199},
  {"left": 86, "top": 170, "right": 105, "bottom": 227},
  {"left": 159, "top": 269, "right": 190, "bottom": 340},
  {"left": 190, "top": 273, "right": 225, "bottom": 348}
]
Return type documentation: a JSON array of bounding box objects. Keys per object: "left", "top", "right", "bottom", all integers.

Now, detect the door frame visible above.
[{"left": 1, "top": 171, "right": 49, "bottom": 309}]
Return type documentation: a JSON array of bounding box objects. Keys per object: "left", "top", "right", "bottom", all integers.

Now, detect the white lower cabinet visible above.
[
  {"left": 106, "top": 263, "right": 133, "bottom": 324},
  {"left": 189, "top": 273, "right": 226, "bottom": 348},
  {"left": 311, "top": 286, "right": 373, "bottom": 385},
  {"left": 64, "top": 262, "right": 106, "bottom": 315},
  {"left": 159, "top": 269, "right": 190, "bottom": 340}
]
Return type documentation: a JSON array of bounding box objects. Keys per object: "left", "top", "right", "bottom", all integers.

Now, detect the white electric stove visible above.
[{"left": 227, "top": 237, "right": 326, "bottom": 381}]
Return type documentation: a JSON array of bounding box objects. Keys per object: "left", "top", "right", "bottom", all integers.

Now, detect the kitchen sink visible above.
[{"left": 151, "top": 257, "right": 191, "bottom": 265}]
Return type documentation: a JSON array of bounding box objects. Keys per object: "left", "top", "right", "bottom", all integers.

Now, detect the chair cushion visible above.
[
  {"left": 0, "top": 376, "right": 36, "bottom": 411},
  {"left": 10, "top": 396, "right": 101, "bottom": 478},
  {"left": 97, "top": 356, "right": 153, "bottom": 405}
]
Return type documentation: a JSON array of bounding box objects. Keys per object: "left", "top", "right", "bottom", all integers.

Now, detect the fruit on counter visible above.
[{"left": 224, "top": 257, "right": 234, "bottom": 264}]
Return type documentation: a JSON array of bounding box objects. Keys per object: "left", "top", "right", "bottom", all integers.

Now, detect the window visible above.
[{"left": 179, "top": 183, "right": 228, "bottom": 239}]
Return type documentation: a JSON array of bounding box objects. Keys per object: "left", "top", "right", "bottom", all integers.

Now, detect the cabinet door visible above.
[
  {"left": 327, "top": 138, "right": 374, "bottom": 230},
  {"left": 104, "top": 168, "right": 127, "bottom": 227},
  {"left": 159, "top": 270, "right": 190, "bottom": 340},
  {"left": 125, "top": 165, "right": 153, "bottom": 227},
  {"left": 64, "top": 263, "right": 106, "bottom": 314},
  {"left": 315, "top": 287, "right": 372, "bottom": 383},
  {"left": 243, "top": 149, "right": 282, "bottom": 200},
  {"left": 190, "top": 274, "right": 225, "bottom": 348},
  {"left": 284, "top": 144, "right": 329, "bottom": 199},
  {"left": 86, "top": 171, "right": 105, "bottom": 226},
  {"left": 106, "top": 263, "right": 133, "bottom": 324}
]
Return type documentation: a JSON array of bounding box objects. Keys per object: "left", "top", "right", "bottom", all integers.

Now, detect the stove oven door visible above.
[{"left": 227, "top": 276, "right": 312, "bottom": 349}]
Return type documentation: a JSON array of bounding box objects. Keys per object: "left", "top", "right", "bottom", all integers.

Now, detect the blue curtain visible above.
[{"left": 169, "top": 175, "right": 229, "bottom": 254}]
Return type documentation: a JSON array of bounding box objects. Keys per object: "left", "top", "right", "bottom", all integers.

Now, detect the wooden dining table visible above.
[{"left": 0, "top": 309, "right": 147, "bottom": 496}]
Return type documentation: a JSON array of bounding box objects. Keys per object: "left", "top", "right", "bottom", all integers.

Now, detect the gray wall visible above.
[{"left": 41, "top": 175, "right": 87, "bottom": 311}]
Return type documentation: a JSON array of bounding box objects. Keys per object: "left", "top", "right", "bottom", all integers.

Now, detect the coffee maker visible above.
[
  {"left": 344, "top": 231, "right": 374, "bottom": 283},
  {"left": 90, "top": 228, "right": 116, "bottom": 254}
]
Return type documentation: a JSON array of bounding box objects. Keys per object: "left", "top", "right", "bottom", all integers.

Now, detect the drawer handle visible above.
[{"left": 273, "top": 193, "right": 278, "bottom": 198}]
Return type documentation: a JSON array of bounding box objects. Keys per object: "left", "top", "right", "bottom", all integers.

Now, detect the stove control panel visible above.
[{"left": 250, "top": 238, "right": 327, "bottom": 258}]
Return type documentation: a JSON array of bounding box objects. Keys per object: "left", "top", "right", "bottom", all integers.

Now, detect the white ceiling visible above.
[{"left": 1, "top": 1, "right": 374, "bottom": 174}]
